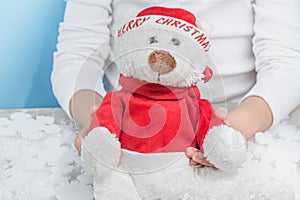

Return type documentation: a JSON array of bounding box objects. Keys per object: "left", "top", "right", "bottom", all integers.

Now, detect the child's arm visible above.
[
  {"left": 187, "top": 0, "right": 300, "bottom": 166},
  {"left": 226, "top": 96, "right": 273, "bottom": 140},
  {"left": 71, "top": 90, "right": 103, "bottom": 151},
  {"left": 70, "top": 90, "right": 103, "bottom": 130},
  {"left": 51, "top": 0, "right": 112, "bottom": 119}
]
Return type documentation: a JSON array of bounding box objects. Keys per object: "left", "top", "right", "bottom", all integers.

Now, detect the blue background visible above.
[{"left": 0, "top": 0, "right": 66, "bottom": 109}]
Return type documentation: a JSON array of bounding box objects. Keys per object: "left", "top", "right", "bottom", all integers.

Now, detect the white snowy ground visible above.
[
  {"left": 0, "top": 109, "right": 94, "bottom": 200},
  {"left": 0, "top": 108, "right": 300, "bottom": 199}
]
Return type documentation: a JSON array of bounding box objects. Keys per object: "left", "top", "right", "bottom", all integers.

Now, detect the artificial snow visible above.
[
  {"left": 0, "top": 109, "right": 93, "bottom": 200},
  {"left": 0, "top": 109, "right": 299, "bottom": 199}
]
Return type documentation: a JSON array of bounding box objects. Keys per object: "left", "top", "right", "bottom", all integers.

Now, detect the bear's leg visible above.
[
  {"left": 93, "top": 170, "right": 141, "bottom": 200},
  {"left": 81, "top": 127, "right": 141, "bottom": 199}
]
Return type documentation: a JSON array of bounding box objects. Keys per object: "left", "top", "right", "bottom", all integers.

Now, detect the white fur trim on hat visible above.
[{"left": 116, "top": 15, "right": 211, "bottom": 53}]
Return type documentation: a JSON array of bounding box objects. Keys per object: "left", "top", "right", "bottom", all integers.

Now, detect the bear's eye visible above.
[
  {"left": 149, "top": 36, "right": 158, "bottom": 44},
  {"left": 171, "top": 38, "right": 180, "bottom": 46}
]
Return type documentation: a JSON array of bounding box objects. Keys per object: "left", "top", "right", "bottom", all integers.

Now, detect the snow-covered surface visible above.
[
  {"left": 0, "top": 108, "right": 300, "bottom": 199},
  {"left": 0, "top": 109, "right": 94, "bottom": 200}
]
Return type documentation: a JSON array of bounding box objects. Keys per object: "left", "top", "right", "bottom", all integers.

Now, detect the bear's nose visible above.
[{"left": 148, "top": 50, "right": 176, "bottom": 74}]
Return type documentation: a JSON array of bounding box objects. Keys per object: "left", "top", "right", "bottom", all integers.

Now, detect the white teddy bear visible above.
[{"left": 81, "top": 6, "right": 247, "bottom": 199}]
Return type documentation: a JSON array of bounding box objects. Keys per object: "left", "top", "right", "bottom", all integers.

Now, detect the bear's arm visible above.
[
  {"left": 195, "top": 98, "right": 225, "bottom": 151},
  {"left": 88, "top": 92, "right": 125, "bottom": 139}
]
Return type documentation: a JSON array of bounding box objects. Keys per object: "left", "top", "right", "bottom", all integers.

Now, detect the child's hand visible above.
[
  {"left": 74, "top": 106, "right": 99, "bottom": 152},
  {"left": 74, "top": 105, "right": 99, "bottom": 152},
  {"left": 185, "top": 107, "right": 228, "bottom": 167},
  {"left": 70, "top": 90, "right": 103, "bottom": 152},
  {"left": 185, "top": 147, "right": 214, "bottom": 167}
]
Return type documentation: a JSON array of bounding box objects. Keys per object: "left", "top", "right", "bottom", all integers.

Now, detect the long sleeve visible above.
[
  {"left": 51, "top": 0, "right": 112, "bottom": 117},
  {"left": 243, "top": 0, "right": 300, "bottom": 125}
]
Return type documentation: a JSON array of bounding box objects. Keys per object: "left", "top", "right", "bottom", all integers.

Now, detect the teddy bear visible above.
[{"left": 80, "top": 6, "right": 247, "bottom": 199}]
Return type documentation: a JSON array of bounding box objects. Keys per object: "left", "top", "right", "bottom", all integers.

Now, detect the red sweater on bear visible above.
[{"left": 89, "top": 76, "right": 224, "bottom": 153}]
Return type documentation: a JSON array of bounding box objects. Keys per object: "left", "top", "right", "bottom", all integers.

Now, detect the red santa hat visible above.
[
  {"left": 117, "top": 6, "right": 211, "bottom": 52},
  {"left": 136, "top": 6, "right": 197, "bottom": 26}
]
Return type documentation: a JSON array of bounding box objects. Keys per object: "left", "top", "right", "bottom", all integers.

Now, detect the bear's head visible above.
[{"left": 113, "top": 6, "right": 213, "bottom": 88}]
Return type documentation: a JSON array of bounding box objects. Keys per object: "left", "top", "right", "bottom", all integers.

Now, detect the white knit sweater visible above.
[{"left": 51, "top": 0, "right": 300, "bottom": 125}]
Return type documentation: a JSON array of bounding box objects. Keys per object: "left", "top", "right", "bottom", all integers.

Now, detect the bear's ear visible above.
[
  {"left": 201, "top": 66, "right": 213, "bottom": 83},
  {"left": 196, "top": 21, "right": 214, "bottom": 38}
]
